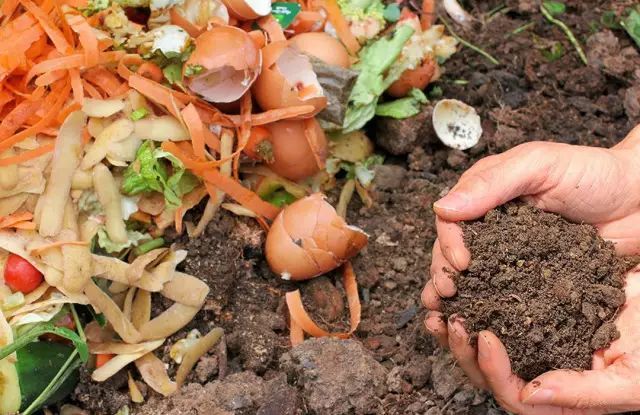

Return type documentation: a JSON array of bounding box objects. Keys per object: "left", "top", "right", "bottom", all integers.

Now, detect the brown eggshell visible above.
[
  {"left": 253, "top": 45, "right": 327, "bottom": 116},
  {"left": 289, "top": 33, "right": 350, "bottom": 68},
  {"left": 221, "top": 0, "right": 271, "bottom": 20},
  {"left": 387, "top": 58, "right": 437, "bottom": 98},
  {"left": 265, "top": 118, "right": 327, "bottom": 181},
  {"left": 185, "top": 26, "right": 261, "bottom": 103},
  {"left": 265, "top": 193, "right": 368, "bottom": 280}
]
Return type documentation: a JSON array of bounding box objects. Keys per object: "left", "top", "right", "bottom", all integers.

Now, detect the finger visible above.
[
  {"left": 436, "top": 217, "right": 470, "bottom": 271},
  {"left": 421, "top": 279, "right": 441, "bottom": 311},
  {"left": 597, "top": 211, "right": 640, "bottom": 256},
  {"left": 424, "top": 311, "right": 448, "bottom": 347},
  {"left": 612, "top": 123, "right": 640, "bottom": 150},
  {"left": 447, "top": 317, "right": 488, "bottom": 389},
  {"left": 520, "top": 360, "right": 640, "bottom": 412},
  {"left": 430, "top": 240, "right": 458, "bottom": 297},
  {"left": 433, "top": 142, "right": 558, "bottom": 222}
]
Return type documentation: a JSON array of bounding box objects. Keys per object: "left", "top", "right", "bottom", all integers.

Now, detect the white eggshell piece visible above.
[{"left": 432, "top": 99, "right": 482, "bottom": 150}]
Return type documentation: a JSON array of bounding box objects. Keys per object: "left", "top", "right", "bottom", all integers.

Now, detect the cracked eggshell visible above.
[
  {"left": 184, "top": 26, "right": 261, "bottom": 103},
  {"left": 265, "top": 118, "right": 328, "bottom": 181},
  {"left": 253, "top": 44, "right": 327, "bottom": 116},
  {"left": 170, "top": 0, "right": 230, "bottom": 37},
  {"left": 288, "top": 32, "right": 350, "bottom": 69},
  {"left": 265, "top": 193, "right": 368, "bottom": 281},
  {"left": 221, "top": 0, "right": 270, "bottom": 20},
  {"left": 432, "top": 99, "right": 482, "bottom": 150}
]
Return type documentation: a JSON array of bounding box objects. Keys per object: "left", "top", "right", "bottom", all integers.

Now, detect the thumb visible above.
[
  {"left": 520, "top": 361, "right": 640, "bottom": 411},
  {"left": 434, "top": 142, "right": 558, "bottom": 222},
  {"left": 612, "top": 123, "right": 640, "bottom": 151}
]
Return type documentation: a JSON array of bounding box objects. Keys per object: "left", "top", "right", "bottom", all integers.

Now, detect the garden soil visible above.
[
  {"left": 72, "top": 0, "right": 640, "bottom": 414},
  {"left": 441, "top": 203, "right": 628, "bottom": 381}
]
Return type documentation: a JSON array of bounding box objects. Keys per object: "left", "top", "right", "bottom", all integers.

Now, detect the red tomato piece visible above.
[{"left": 4, "top": 253, "right": 44, "bottom": 294}]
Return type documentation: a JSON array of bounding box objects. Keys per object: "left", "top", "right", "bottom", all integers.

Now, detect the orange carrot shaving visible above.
[
  {"left": 84, "top": 66, "right": 123, "bottom": 97},
  {"left": 29, "top": 239, "right": 89, "bottom": 255},
  {"left": 11, "top": 221, "right": 37, "bottom": 230},
  {"left": 0, "top": 81, "right": 70, "bottom": 153},
  {"left": 66, "top": 13, "right": 100, "bottom": 66},
  {"left": 25, "top": 50, "right": 124, "bottom": 84},
  {"left": 136, "top": 62, "right": 163, "bottom": 83},
  {"left": 203, "top": 169, "right": 280, "bottom": 220},
  {"left": 129, "top": 74, "right": 187, "bottom": 120},
  {"left": 0, "top": 211, "right": 33, "bottom": 227},
  {"left": 234, "top": 92, "right": 253, "bottom": 179},
  {"left": 174, "top": 207, "right": 185, "bottom": 234},
  {"left": 69, "top": 68, "right": 83, "bottom": 104},
  {"left": 420, "top": 0, "right": 435, "bottom": 30},
  {"left": 130, "top": 211, "right": 152, "bottom": 224},
  {"left": 203, "top": 128, "right": 221, "bottom": 153},
  {"left": 21, "top": 0, "right": 72, "bottom": 54},
  {"left": 82, "top": 79, "right": 102, "bottom": 98},
  {"left": 0, "top": 142, "right": 54, "bottom": 166},
  {"left": 56, "top": 102, "right": 81, "bottom": 124},
  {"left": 228, "top": 105, "right": 316, "bottom": 126},
  {"left": 289, "top": 318, "right": 305, "bottom": 346},
  {"left": 286, "top": 262, "right": 361, "bottom": 344},
  {"left": 1, "top": 0, "right": 20, "bottom": 19},
  {"left": 315, "top": 0, "right": 360, "bottom": 55},
  {"left": 181, "top": 103, "right": 206, "bottom": 160},
  {"left": 0, "top": 100, "right": 41, "bottom": 140},
  {"left": 257, "top": 15, "right": 286, "bottom": 42},
  {"left": 117, "top": 54, "right": 144, "bottom": 81},
  {"left": 35, "top": 69, "right": 66, "bottom": 86}
]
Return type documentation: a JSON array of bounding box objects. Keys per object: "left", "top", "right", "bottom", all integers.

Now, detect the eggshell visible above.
[
  {"left": 387, "top": 58, "right": 437, "bottom": 98},
  {"left": 265, "top": 193, "right": 368, "bottom": 280},
  {"left": 184, "top": 26, "right": 261, "bottom": 103},
  {"left": 265, "top": 118, "right": 327, "bottom": 181},
  {"left": 432, "top": 99, "right": 482, "bottom": 150},
  {"left": 253, "top": 45, "right": 327, "bottom": 116},
  {"left": 221, "top": 0, "right": 271, "bottom": 20},
  {"left": 289, "top": 33, "right": 350, "bottom": 68}
]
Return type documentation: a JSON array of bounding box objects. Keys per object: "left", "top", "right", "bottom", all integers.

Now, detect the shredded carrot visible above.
[
  {"left": 69, "top": 68, "right": 83, "bottom": 104},
  {"left": 229, "top": 105, "right": 316, "bottom": 126},
  {"left": 129, "top": 74, "right": 187, "bottom": 120},
  {"left": 136, "top": 62, "right": 163, "bottom": 83},
  {"left": 174, "top": 207, "right": 185, "bottom": 234},
  {"left": 84, "top": 66, "right": 123, "bottom": 97},
  {"left": 315, "top": 0, "right": 360, "bottom": 55},
  {"left": 25, "top": 50, "right": 124, "bottom": 84},
  {"left": 0, "top": 142, "right": 54, "bottom": 166},
  {"left": 56, "top": 102, "right": 81, "bottom": 124},
  {"left": 21, "top": 0, "right": 72, "bottom": 54},
  {"left": 286, "top": 262, "right": 361, "bottom": 344},
  {"left": 130, "top": 211, "right": 152, "bottom": 224},
  {"left": 203, "top": 128, "right": 221, "bottom": 154},
  {"left": 420, "top": 0, "right": 435, "bottom": 30},
  {"left": 66, "top": 13, "right": 100, "bottom": 67},
  {"left": 82, "top": 79, "right": 103, "bottom": 99},
  {"left": 0, "top": 211, "right": 33, "bottom": 227},
  {"left": 11, "top": 221, "right": 37, "bottom": 230},
  {"left": 202, "top": 169, "right": 280, "bottom": 221},
  {"left": 0, "top": 81, "right": 70, "bottom": 154},
  {"left": 35, "top": 69, "right": 66, "bottom": 86},
  {"left": 0, "top": 100, "right": 41, "bottom": 140},
  {"left": 289, "top": 318, "right": 305, "bottom": 346},
  {"left": 1, "top": 0, "right": 20, "bottom": 19},
  {"left": 29, "top": 239, "right": 89, "bottom": 255},
  {"left": 234, "top": 92, "right": 253, "bottom": 179},
  {"left": 181, "top": 103, "right": 206, "bottom": 160}
]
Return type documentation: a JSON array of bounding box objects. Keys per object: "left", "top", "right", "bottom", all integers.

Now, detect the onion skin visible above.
[
  {"left": 265, "top": 119, "right": 327, "bottom": 181},
  {"left": 387, "top": 58, "right": 437, "bottom": 98},
  {"left": 289, "top": 33, "right": 350, "bottom": 68},
  {"left": 266, "top": 193, "right": 368, "bottom": 281}
]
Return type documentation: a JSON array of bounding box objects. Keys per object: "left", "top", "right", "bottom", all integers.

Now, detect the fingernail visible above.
[
  {"left": 434, "top": 192, "right": 469, "bottom": 213},
  {"left": 477, "top": 333, "right": 490, "bottom": 359},
  {"left": 522, "top": 388, "right": 554, "bottom": 405}
]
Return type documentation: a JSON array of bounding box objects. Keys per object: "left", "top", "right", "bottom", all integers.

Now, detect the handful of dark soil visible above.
[{"left": 442, "top": 203, "right": 629, "bottom": 380}]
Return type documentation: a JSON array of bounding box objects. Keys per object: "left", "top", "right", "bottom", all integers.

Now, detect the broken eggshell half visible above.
[
  {"left": 265, "top": 193, "right": 368, "bottom": 281},
  {"left": 221, "top": 0, "right": 271, "bottom": 20},
  {"left": 253, "top": 43, "right": 327, "bottom": 116},
  {"left": 170, "top": 0, "right": 230, "bottom": 37},
  {"left": 432, "top": 99, "right": 482, "bottom": 150},
  {"left": 184, "top": 26, "right": 261, "bottom": 103}
]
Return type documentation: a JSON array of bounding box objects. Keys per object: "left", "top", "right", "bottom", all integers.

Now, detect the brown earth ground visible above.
[{"left": 71, "top": 0, "right": 640, "bottom": 414}]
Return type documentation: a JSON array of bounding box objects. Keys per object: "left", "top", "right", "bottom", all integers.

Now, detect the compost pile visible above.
[{"left": 442, "top": 203, "right": 629, "bottom": 380}]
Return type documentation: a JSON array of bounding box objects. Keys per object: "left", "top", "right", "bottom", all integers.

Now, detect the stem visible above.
[
  {"left": 336, "top": 179, "right": 356, "bottom": 219},
  {"left": 134, "top": 237, "right": 165, "bottom": 255},
  {"left": 69, "top": 304, "right": 86, "bottom": 342},
  {"left": 511, "top": 21, "right": 535, "bottom": 35},
  {"left": 21, "top": 350, "right": 81, "bottom": 415},
  {"left": 540, "top": 4, "right": 588, "bottom": 65},
  {"left": 440, "top": 17, "right": 501, "bottom": 65},
  {"left": 0, "top": 323, "right": 88, "bottom": 362}
]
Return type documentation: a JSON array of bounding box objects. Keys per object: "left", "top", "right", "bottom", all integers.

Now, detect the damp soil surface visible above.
[
  {"left": 441, "top": 203, "right": 628, "bottom": 381},
  {"left": 71, "top": 0, "right": 640, "bottom": 414}
]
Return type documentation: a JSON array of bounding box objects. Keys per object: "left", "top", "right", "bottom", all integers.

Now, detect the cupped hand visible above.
[{"left": 421, "top": 125, "right": 640, "bottom": 413}]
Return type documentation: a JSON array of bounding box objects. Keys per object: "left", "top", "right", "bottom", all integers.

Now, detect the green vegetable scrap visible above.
[
  {"left": 82, "top": 0, "right": 110, "bottom": 16},
  {"left": 130, "top": 107, "right": 149, "bottom": 121},
  {"left": 271, "top": 2, "right": 302, "bottom": 28},
  {"left": 541, "top": 41, "right": 565, "bottom": 62},
  {"left": 540, "top": 2, "right": 587, "bottom": 65},
  {"left": 622, "top": 8, "right": 640, "bottom": 49},
  {"left": 342, "top": 24, "right": 415, "bottom": 133},
  {"left": 122, "top": 141, "right": 200, "bottom": 208},
  {"left": 337, "top": 0, "right": 385, "bottom": 36},
  {"left": 375, "top": 88, "right": 428, "bottom": 119},
  {"left": 97, "top": 228, "right": 152, "bottom": 253},
  {"left": 542, "top": 1, "right": 566, "bottom": 17},
  {"left": 184, "top": 64, "right": 205, "bottom": 77}
]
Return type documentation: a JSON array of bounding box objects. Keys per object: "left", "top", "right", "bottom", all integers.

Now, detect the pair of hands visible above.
[{"left": 422, "top": 126, "right": 640, "bottom": 414}]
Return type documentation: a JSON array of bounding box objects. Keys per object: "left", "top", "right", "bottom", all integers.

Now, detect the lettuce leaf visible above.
[
  {"left": 342, "top": 25, "right": 415, "bottom": 132},
  {"left": 622, "top": 7, "right": 640, "bottom": 49},
  {"left": 375, "top": 88, "right": 428, "bottom": 119},
  {"left": 122, "top": 141, "right": 199, "bottom": 208}
]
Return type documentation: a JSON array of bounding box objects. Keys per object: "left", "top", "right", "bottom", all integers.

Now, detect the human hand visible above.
[{"left": 427, "top": 269, "right": 640, "bottom": 414}]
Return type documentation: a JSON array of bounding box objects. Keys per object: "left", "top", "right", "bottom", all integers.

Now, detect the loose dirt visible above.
[{"left": 441, "top": 203, "right": 628, "bottom": 380}]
